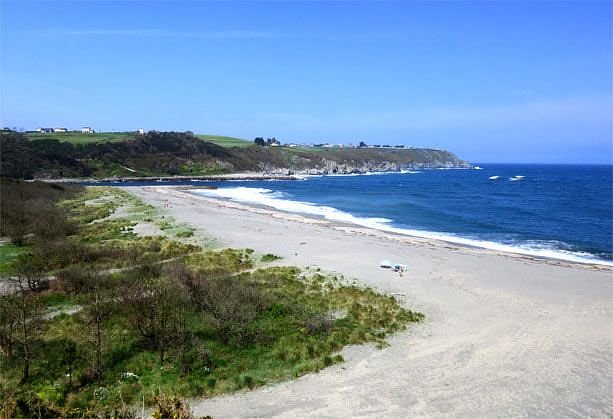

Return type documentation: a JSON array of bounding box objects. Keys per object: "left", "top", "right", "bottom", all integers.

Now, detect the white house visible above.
[
  {"left": 54, "top": 128, "right": 68, "bottom": 133},
  {"left": 37, "top": 127, "right": 54, "bottom": 133},
  {"left": 81, "top": 127, "right": 93, "bottom": 134},
  {"left": 137, "top": 128, "right": 145, "bottom": 135}
]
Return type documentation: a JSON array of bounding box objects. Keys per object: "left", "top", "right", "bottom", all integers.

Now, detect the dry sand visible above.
[{"left": 128, "top": 186, "right": 612, "bottom": 418}]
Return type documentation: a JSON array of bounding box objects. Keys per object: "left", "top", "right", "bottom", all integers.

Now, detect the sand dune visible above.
[{"left": 128, "top": 186, "right": 613, "bottom": 418}]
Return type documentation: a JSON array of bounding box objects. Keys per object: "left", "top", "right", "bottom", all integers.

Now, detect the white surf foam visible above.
[
  {"left": 293, "top": 171, "right": 421, "bottom": 180},
  {"left": 191, "top": 187, "right": 392, "bottom": 226},
  {"left": 190, "top": 187, "right": 612, "bottom": 267}
]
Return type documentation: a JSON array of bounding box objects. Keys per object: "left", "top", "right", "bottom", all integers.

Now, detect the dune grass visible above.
[{"left": 0, "top": 184, "right": 423, "bottom": 417}]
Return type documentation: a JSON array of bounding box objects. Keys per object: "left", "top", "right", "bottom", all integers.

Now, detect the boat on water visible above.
[{"left": 489, "top": 175, "right": 501, "bottom": 180}]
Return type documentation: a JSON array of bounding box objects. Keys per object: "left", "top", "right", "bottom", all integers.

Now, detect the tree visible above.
[
  {"left": 3, "top": 277, "right": 44, "bottom": 383},
  {"left": 254, "top": 137, "right": 265, "bottom": 146},
  {"left": 12, "top": 253, "right": 46, "bottom": 292},
  {"left": 81, "top": 271, "right": 114, "bottom": 382},
  {"left": 124, "top": 275, "right": 190, "bottom": 365},
  {"left": 0, "top": 295, "right": 17, "bottom": 357},
  {"left": 359, "top": 141, "right": 367, "bottom": 148},
  {"left": 60, "top": 339, "right": 79, "bottom": 388}
]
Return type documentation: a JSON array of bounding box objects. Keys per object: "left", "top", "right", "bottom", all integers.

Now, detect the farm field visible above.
[
  {"left": 24, "top": 132, "right": 135, "bottom": 144},
  {"left": 24, "top": 132, "right": 251, "bottom": 148}
]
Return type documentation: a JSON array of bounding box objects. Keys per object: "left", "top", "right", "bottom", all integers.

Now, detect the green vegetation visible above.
[
  {"left": 261, "top": 253, "right": 282, "bottom": 262},
  {"left": 196, "top": 135, "right": 251, "bottom": 148},
  {"left": 24, "top": 132, "right": 250, "bottom": 148},
  {"left": 0, "top": 243, "right": 29, "bottom": 275},
  {"left": 1, "top": 130, "right": 467, "bottom": 179},
  {"left": 0, "top": 180, "right": 423, "bottom": 417},
  {"left": 24, "top": 132, "right": 135, "bottom": 145}
]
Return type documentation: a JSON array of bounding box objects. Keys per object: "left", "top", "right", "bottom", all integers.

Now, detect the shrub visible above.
[
  {"left": 261, "top": 253, "right": 281, "bottom": 262},
  {"left": 204, "top": 278, "right": 271, "bottom": 346},
  {"left": 56, "top": 265, "right": 95, "bottom": 295},
  {"left": 151, "top": 393, "right": 195, "bottom": 419},
  {"left": 304, "top": 313, "right": 334, "bottom": 335}
]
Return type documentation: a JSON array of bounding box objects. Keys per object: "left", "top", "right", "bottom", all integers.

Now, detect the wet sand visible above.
[{"left": 128, "top": 185, "right": 613, "bottom": 418}]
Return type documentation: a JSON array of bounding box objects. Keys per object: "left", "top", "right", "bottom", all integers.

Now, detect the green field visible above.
[
  {"left": 24, "top": 132, "right": 135, "bottom": 144},
  {"left": 196, "top": 134, "right": 251, "bottom": 147},
  {"left": 23, "top": 132, "right": 251, "bottom": 148}
]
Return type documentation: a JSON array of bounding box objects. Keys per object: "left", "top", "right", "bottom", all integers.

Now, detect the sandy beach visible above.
[{"left": 128, "top": 185, "right": 612, "bottom": 418}]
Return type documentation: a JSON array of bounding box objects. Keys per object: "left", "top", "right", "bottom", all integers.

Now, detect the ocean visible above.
[{"left": 184, "top": 164, "right": 613, "bottom": 266}]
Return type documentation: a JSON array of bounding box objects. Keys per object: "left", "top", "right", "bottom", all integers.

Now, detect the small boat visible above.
[{"left": 489, "top": 175, "right": 500, "bottom": 180}]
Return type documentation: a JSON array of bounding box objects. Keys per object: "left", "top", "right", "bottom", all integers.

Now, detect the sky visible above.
[{"left": 1, "top": 1, "right": 611, "bottom": 163}]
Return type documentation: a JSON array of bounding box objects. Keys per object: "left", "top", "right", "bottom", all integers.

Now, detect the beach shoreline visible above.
[
  {"left": 127, "top": 185, "right": 612, "bottom": 418},
  {"left": 166, "top": 185, "right": 610, "bottom": 271}
]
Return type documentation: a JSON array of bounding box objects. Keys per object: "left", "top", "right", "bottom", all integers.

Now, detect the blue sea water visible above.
[
  {"left": 112, "top": 164, "right": 613, "bottom": 265},
  {"left": 187, "top": 164, "right": 613, "bottom": 265}
]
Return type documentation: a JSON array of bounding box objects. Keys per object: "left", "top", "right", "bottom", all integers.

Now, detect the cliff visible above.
[{"left": 256, "top": 147, "right": 471, "bottom": 175}]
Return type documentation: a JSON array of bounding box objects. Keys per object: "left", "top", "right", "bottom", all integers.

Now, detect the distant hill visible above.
[{"left": 1, "top": 131, "right": 471, "bottom": 179}]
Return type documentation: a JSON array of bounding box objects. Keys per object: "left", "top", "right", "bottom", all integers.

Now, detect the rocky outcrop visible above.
[{"left": 257, "top": 148, "right": 472, "bottom": 175}]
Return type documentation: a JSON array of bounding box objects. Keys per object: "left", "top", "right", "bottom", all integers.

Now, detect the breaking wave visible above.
[{"left": 190, "top": 186, "right": 612, "bottom": 266}]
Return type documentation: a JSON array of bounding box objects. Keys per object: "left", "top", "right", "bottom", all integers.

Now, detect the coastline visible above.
[
  {"left": 38, "top": 172, "right": 299, "bottom": 183},
  {"left": 35, "top": 164, "right": 473, "bottom": 184},
  {"left": 126, "top": 185, "right": 612, "bottom": 417}
]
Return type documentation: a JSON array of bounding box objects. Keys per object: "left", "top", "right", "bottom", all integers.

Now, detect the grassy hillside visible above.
[
  {"left": 195, "top": 135, "right": 251, "bottom": 148},
  {"left": 24, "top": 132, "right": 251, "bottom": 148},
  {"left": 24, "top": 132, "right": 135, "bottom": 145},
  {"left": 2, "top": 131, "right": 470, "bottom": 179}
]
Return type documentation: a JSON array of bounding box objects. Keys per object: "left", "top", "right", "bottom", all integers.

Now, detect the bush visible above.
[
  {"left": 0, "top": 178, "right": 80, "bottom": 245},
  {"left": 56, "top": 265, "right": 95, "bottom": 295},
  {"left": 169, "top": 263, "right": 270, "bottom": 345},
  {"left": 151, "top": 393, "right": 195, "bottom": 419},
  {"left": 261, "top": 253, "right": 281, "bottom": 262},
  {"left": 305, "top": 313, "right": 334, "bottom": 335}
]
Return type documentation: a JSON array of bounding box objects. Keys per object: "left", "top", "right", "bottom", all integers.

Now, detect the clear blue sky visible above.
[{"left": 1, "top": 1, "right": 611, "bottom": 163}]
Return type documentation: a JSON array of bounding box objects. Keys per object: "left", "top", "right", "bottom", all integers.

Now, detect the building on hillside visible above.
[
  {"left": 37, "top": 127, "right": 54, "bottom": 133},
  {"left": 81, "top": 127, "right": 93, "bottom": 134},
  {"left": 54, "top": 128, "right": 68, "bottom": 133},
  {"left": 137, "top": 128, "right": 145, "bottom": 135}
]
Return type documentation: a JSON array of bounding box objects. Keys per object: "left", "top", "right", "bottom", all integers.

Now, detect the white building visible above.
[
  {"left": 81, "top": 127, "right": 93, "bottom": 134},
  {"left": 54, "top": 128, "right": 68, "bottom": 133},
  {"left": 137, "top": 128, "right": 145, "bottom": 135}
]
